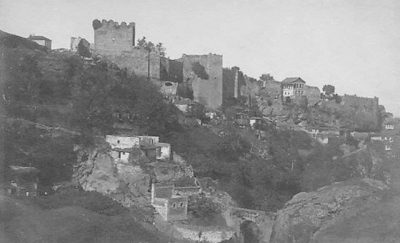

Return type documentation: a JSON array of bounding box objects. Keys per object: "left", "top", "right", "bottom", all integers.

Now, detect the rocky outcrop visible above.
[
  {"left": 270, "top": 178, "right": 390, "bottom": 243},
  {"left": 73, "top": 146, "right": 150, "bottom": 207}
]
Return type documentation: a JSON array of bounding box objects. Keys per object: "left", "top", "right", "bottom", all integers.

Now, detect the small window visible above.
[
  {"left": 172, "top": 203, "right": 176, "bottom": 208},
  {"left": 117, "top": 140, "right": 120, "bottom": 144},
  {"left": 179, "top": 202, "right": 184, "bottom": 207},
  {"left": 118, "top": 152, "right": 122, "bottom": 159}
]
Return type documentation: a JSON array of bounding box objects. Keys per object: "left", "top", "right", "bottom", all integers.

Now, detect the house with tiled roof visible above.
[{"left": 281, "top": 77, "right": 306, "bottom": 99}]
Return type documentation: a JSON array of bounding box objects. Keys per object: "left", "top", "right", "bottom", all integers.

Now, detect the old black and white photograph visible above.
[{"left": 0, "top": 0, "right": 400, "bottom": 242}]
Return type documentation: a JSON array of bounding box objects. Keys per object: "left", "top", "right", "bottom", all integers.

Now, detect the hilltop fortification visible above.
[
  {"left": 93, "top": 19, "right": 136, "bottom": 56},
  {"left": 92, "top": 19, "right": 160, "bottom": 79}
]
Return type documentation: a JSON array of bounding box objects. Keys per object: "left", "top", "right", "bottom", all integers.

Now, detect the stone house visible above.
[
  {"left": 106, "top": 134, "right": 171, "bottom": 162},
  {"left": 281, "top": 77, "right": 305, "bottom": 100},
  {"left": 28, "top": 35, "right": 52, "bottom": 49},
  {"left": 7, "top": 166, "right": 39, "bottom": 197},
  {"left": 151, "top": 183, "right": 188, "bottom": 221}
]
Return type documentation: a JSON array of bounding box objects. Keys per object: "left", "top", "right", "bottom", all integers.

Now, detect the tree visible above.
[
  {"left": 323, "top": 84, "right": 335, "bottom": 96},
  {"left": 137, "top": 37, "right": 166, "bottom": 57},
  {"left": 259, "top": 73, "right": 274, "bottom": 81}
]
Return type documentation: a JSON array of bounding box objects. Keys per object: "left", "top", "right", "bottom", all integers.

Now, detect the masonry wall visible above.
[
  {"left": 92, "top": 19, "right": 160, "bottom": 79},
  {"left": 223, "top": 67, "right": 245, "bottom": 102},
  {"left": 167, "top": 197, "right": 188, "bottom": 221},
  {"left": 182, "top": 54, "right": 223, "bottom": 110},
  {"left": 102, "top": 48, "right": 160, "bottom": 79},
  {"left": 304, "top": 85, "right": 321, "bottom": 106},
  {"left": 342, "top": 95, "right": 379, "bottom": 112},
  {"left": 93, "top": 19, "right": 135, "bottom": 56}
]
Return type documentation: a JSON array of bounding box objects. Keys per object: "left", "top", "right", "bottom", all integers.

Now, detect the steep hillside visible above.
[
  {"left": 0, "top": 193, "right": 168, "bottom": 243},
  {"left": 270, "top": 178, "right": 400, "bottom": 243}
]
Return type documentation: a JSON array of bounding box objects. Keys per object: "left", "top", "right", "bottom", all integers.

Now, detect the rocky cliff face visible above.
[{"left": 270, "top": 178, "right": 391, "bottom": 243}]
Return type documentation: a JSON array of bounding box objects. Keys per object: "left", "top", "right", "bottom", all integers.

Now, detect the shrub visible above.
[{"left": 192, "top": 62, "right": 209, "bottom": 79}]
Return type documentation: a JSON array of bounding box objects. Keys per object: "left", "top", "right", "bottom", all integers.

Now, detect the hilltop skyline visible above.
[{"left": 1, "top": 0, "right": 399, "bottom": 115}]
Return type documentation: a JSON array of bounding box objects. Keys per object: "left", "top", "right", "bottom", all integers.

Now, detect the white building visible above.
[
  {"left": 105, "top": 135, "right": 140, "bottom": 149},
  {"left": 385, "top": 124, "right": 394, "bottom": 130},
  {"left": 157, "top": 143, "right": 171, "bottom": 161},
  {"left": 281, "top": 77, "right": 305, "bottom": 98}
]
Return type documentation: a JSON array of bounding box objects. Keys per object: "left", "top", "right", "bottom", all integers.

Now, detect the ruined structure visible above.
[
  {"left": 28, "top": 35, "right": 51, "bottom": 49},
  {"left": 92, "top": 19, "right": 226, "bottom": 109},
  {"left": 342, "top": 94, "right": 379, "bottom": 112},
  {"left": 303, "top": 84, "right": 321, "bottom": 106},
  {"left": 92, "top": 19, "right": 160, "bottom": 79},
  {"left": 151, "top": 183, "right": 188, "bottom": 221},
  {"left": 180, "top": 54, "right": 223, "bottom": 109},
  {"left": 70, "top": 37, "right": 91, "bottom": 57},
  {"left": 223, "top": 67, "right": 246, "bottom": 102}
]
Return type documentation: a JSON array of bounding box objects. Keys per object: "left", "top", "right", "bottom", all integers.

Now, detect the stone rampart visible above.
[{"left": 181, "top": 54, "right": 223, "bottom": 110}]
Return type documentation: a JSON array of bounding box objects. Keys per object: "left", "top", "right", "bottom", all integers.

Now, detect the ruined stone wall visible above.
[
  {"left": 223, "top": 67, "right": 247, "bottom": 102},
  {"left": 342, "top": 94, "right": 379, "bottom": 112},
  {"left": 261, "top": 79, "right": 281, "bottom": 99},
  {"left": 182, "top": 54, "right": 223, "bottom": 110},
  {"left": 223, "top": 68, "right": 236, "bottom": 101},
  {"left": 160, "top": 58, "right": 183, "bottom": 83},
  {"left": 93, "top": 19, "right": 135, "bottom": 56},
  {"left": 102, "top": 48, "right": 160, "bottom": 79},
  {"left": 304, "top": 85, "right": 321, "bottom": 106}
]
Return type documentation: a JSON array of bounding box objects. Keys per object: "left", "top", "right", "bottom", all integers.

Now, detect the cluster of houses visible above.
[
  {"left": 370, "top": 117, "right": 400, "bottom": 156},
  {"left": 105, "top": 133, "right": 202, "bottom": 221}
]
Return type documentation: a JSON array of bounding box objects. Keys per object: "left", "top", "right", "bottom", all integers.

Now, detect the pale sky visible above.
[{"left": 1, "top": 0, "right": 399, "bottom": 115}]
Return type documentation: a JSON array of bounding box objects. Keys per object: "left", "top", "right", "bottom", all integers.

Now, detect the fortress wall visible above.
[
  {"left": 342, "top": 94, "right": 379, "bottom": 111},
  {"left": 93, "top": 19, "right": 135, "bottom": 56},
  {"left": 182, "top": 54, "right": 223, "bottom": 110},
  {"left": 101, "top": 48, "right": 160, "bottom": 79}
]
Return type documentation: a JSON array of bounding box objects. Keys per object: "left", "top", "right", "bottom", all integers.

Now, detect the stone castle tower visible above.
[
  {"left": 92, "top": 19, "right": 160, "bottom": 80},
  {"left": 92, "top": 19, "right": 136, "bottom": 56},
  {"left": 91, "top": 19, "right": 223, "bottom": 110}
]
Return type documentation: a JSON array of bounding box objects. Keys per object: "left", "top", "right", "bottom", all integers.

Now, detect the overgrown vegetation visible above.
[
  {"left": 192, "top": 62, "right": 209, "bottom": 79},
  {"left": 2, "top": 36, "right": 180, "bottom": 185},
  {"left": 32, "top": 188, "right": 128, "bottom": 216}
]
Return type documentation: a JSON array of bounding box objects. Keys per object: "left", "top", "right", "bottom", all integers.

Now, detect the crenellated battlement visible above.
[
  {"left": 93, "top": 18, "right": 136, "bottom": 56},
  {"left": 92, "top": 19, "right": 135, "bottom": 30}
]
